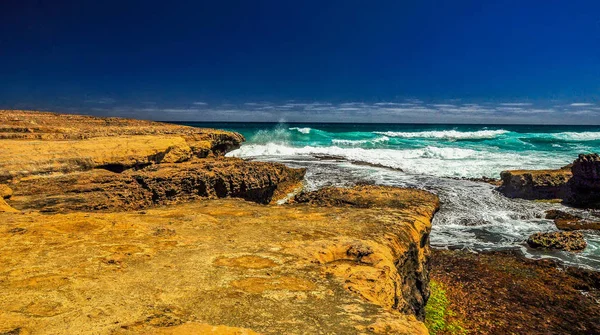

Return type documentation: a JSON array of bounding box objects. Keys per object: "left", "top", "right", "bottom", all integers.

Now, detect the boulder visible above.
[{"left": 527, "top": 231, "right": 587, "bottom": 252}]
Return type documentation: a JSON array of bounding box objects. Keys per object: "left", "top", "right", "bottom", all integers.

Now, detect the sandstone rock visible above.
[
  {"left": 0, "top": 198, "right": 18, "bottom": 212},
  {"left": 0, "top": 110, "right": 244, "bottom": 182},
  {"left": 0, "top": 111, "right": 436, "bottom": 334},
  {"left": 497, "top": 167, "right": 572, "bottom": 200},
  {"left": 0, "top": 184, "right": 12, "bottom": 199},
  {"left": 567, "top": 153, "right": 600, "bottom": 208},
  {"left": 8, "top": 159, "right": 306, "bottom": 212},
  {"left": 527, "top": 231, "right": 587, "bottom": 252},
  {"left": 0, "top": 187, "right": 438, "bottom": 334}
]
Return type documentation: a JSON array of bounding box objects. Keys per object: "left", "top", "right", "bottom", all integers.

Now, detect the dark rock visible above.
[
  {"left": 545, "top": 209, "right": 600, "bottom": 231},
  {"left": 527, "top": 231, "right": 587, "bottom": 252},
  {"left": 567, "top": 153, "right": 600, "bottom": 209}
]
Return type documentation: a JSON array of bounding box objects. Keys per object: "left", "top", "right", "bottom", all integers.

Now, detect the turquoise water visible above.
[
  {"left": 181, "top": 122, "right": 600, "bottom": 269},
  {"left": 183, "top": 123, "right": 600, "bottom": 178}
]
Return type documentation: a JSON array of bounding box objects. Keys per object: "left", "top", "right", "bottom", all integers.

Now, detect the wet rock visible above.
[
  {"left": 449, "top": 176, "right": 502, "bottom": 186},
  {"left": 430, "top": 249, "right": 600, "bottom": 335},
  {"left": 567, "top": 153, "right": 600, "bottom": 208},
  {"left": 527, "top": 231, "right": 587, "bottom": 252},
  {"left": 545, "top": 209, "right": 600, "bottom": 231}
]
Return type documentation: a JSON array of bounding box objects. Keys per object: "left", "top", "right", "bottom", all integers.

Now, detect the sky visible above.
[{"left": 1, "top": 0, "right": 600, "bottom": 124}]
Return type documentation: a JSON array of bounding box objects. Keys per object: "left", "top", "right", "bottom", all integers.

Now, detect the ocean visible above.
[{"left": 181, "top": 122, "right": 600, "bottom": 269}]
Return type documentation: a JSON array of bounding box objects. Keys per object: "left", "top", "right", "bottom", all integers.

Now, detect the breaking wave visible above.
[
  {"left": 374, "top": 129, "right": 510, "bottom": 140},
  {"left": 228, "top": 143, "right": 567, "bottom": 178}
]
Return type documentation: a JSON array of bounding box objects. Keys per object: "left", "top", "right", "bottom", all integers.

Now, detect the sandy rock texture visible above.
[
  {"left": 0, "top": 110, "right": 438, "bottom": 334},
  {"left": 0, "top": 110, "right": 244, "bottom": 182},
  {"left": 0, "top": 190, "right": 438, "bottom": 335}
]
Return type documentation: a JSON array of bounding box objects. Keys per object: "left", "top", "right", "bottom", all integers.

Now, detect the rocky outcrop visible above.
[
  {"left": 497, "top": 166, "right": 572, "bottom": 200},
  {"left": 497, "top": 153, "right": 600, "bottom": 209},
  {"left": 294, "top": 186, "right": 440, "bottom": 320},
  {"left": 0, "top": 110, "right": 244, "bottom": 182},
  {"left": 527, "top": 231, "right": 587, "bottom": 252},
  {"left": 545, "top": 209, "right": 600, "bottom": 231},
  {"left": 0, "top": 111, "right": 437, "bottom": 334},
  {"left": 8, "top": 159, "right": 305, "bottom": 212},
  {"left": 567, "top": 153, "right": 600, "bottom": 208}
]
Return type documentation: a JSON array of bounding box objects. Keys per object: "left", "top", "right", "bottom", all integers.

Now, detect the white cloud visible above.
[
  {"left": 570, "top": 103, "right": 594, "bottom": 107},
  {"left": 499, "top": 103, "right": 532, "bottom": 106},
  {"left": 192, "top": 101, "right": 208, "bottom": 105}
]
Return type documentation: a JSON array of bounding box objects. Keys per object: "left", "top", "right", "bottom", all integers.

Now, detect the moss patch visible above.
[{"left": 425, "top": 280, "right": 466, "bottom": 335}]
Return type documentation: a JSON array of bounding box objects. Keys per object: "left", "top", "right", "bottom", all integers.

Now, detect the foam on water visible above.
[
  {"left": 374, "top": 129, "right": 510, "bottom": 140},
  {"left": 228, "top": 143, "right": 568, "bottom": 178},
  {"left": 289, "top": 127, "right": 312, "bottom": 134},
  {"left": 550, "top": 132, "right": 600, "bottom": 141},
  {"left": 331, "top": 136, "right": 389, "bottom": 146}
]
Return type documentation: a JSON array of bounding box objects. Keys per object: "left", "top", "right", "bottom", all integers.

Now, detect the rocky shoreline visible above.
[
  {"left": 1, "top": 110, "right": 599, "bottom": 335},
  {"left": 0, "top": 111, "right": 437, "bottom": 334}
]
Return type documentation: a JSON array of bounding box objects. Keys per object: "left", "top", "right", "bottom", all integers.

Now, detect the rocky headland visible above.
[
  {"left": 0, "top": 111, "right": 438, "bottom": 334},
  {"left": 497, "top": 153, "right": 600, "bottom": 209}
]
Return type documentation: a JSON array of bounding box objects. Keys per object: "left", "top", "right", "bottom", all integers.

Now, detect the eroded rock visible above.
[
  {"left": 8, "top": 159, "right": 305, "bottom": 212},
  {"left": 0, "top": 190, "right": 438, "bottom": 334},
  {"left": 497, "top": 167, "right": 572, "bottom": 200},
  {"left": 567, "top": 153, "right": 600, "bottom": 208},
  {"left": 0, "top": 110, "right": 244, "bottom": 182}
]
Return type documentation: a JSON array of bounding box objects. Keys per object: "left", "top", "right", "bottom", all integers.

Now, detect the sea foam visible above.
[
  {"left": 374, "top": 129, "right": 509, "bottom": 140},
  {"left": 227, "top": 143, "right": 567, "bottom": 178}
]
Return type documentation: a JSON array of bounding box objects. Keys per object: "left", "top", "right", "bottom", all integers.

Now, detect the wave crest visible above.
[
  {"left": 374, "top": 129, "right": 509, "bottom": 140},
  {"left": 289, "top": 127, "right": 312, "bottom": 134},
  {"left": 331, "top": 136, "right": 389, "bottom": 146}
]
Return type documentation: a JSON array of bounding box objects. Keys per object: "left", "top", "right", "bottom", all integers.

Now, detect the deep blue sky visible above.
[{"left": 1, "top": 0, "right": 600, "bottom": 123}]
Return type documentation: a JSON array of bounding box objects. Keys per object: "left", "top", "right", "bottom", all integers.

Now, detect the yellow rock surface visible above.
[
  {"left": 0, "top": 110, "right": 436, "bottom": 334},
  {"left": 0, "top": 190, "right": 436, "bottom": 334}
]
